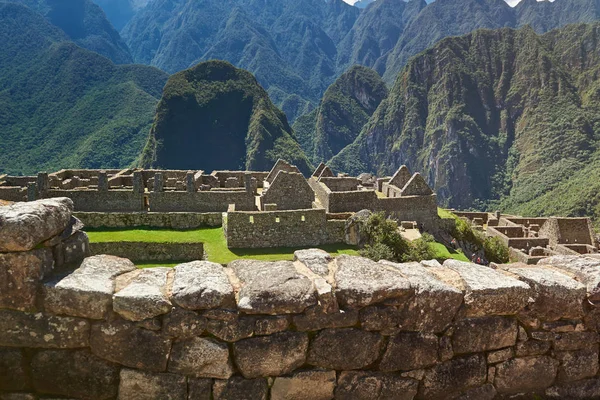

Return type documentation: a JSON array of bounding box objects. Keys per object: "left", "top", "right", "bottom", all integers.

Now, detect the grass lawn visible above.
[
  {"left": 429, "top": 242, "right": 469, "bottom": 262},
  {"left": 86, "top": 227, "right": 360, "bottom": 265},
  {"left": 438, "top": 208, "right": 456, "bottom": 219}
]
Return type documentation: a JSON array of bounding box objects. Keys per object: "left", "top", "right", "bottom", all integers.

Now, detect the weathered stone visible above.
[
  {"left": 0, "top": 310, "right": 89, "bottom": 348},
  {"left": 334, "top": 256, "right": 413, "bottom": 308},
  {"left": 170, "top": 261, "right": 234, "bottom": 310},
  {"left": 233, "top": 332, "right": 308, "bottom": 379},
  {"left": 293, "top": 307, "right": 358, "bottom": 331},
  {"left": 440, "top": 335, "right": 454, "bottom": 361},
  {"left": 453, "top": 384, "right": 497, "bottom": 400},
  {"left": 206, "top": 316, "right": 255, "bottom": 342},
  {"left": 90, "top": 319, "right": 171, "bottom": 372},
  {"left": 540, "top": 255, "right": 600, "bottom": 301},
  {"left": 230, "top": 260, "right": 316, "bottom": 314},
  {"left": 487, "top": 347, "right": 514, "bottom": 364},
  {"left": 163, "top": 308, "right": 207, "bottom": 339},
  {"left": 515, "top": 340, "right": 551, "bottom": 356},
  {"left": 359, "top": 305, "right": 402, "bottom": 333},
  {"left": 0, "top": 197, "right": 73, "bottom": 252},
  {"left": 118, "top": 369, "right": 187, "bottom": 400},
  {"left": 553, "top": 331, "right": 600, "bottom": 351},
  {"left": 0, "top": 348, "right": 30, "bottom": 391},
  {"left": 253, "top": 316, "right": 289, "bottom": 335},
  {"left": 546, "top": 378, "right": 600, "bottom": 399},
  {"left": 555, "top": 346, "right": 599, "bottom": 382},
  {"left": 44, "top": 255, "right": 136, "bottom": 319},
  {"left": 0, "top": 394, "right": 37, "bottom": 400},
  {"left": 293, "top": 249, "right": 332, "bottom": 276},
  {"left": 31, "top": 350, "right": 119, "bottom": 400},
  {"left": 0, "top": 248, "right": 53, "bottom": 311},
  {"left": 419, "top": 355, "right": 487, "bottom": 400},
  {"left": 212, "top": 377, "right": 268, "bottom": 400},
  {"left": 307, "top": 328, "right": 383, "bottom": 370},
  {"left": 203, "top": 308, "right": 238, "bottom": 321},
  {"left": 188, "top": 378, "right": 212, "bottom": 400},
  {"left": 313, "top": 277, "right": 338, "bottom": 313},
  {"left": 380, "top": 332, "right": 439, "bottom": 371},
  {"left": 137, "top": 316, "right": 162, "bottom": 331},
  {"left": 113, "top": 268, "right": 172, "bottom": 321},
  {"left": 271, "top": 370, "right": 336, "bottom": 400},
  {"left": 452, "top": 316, "right": 518, "bottom": 354},
  {"left": 444, "top": 260, "right": 531, "bottom": 316},
  {"left": 168, "top": 337, "right": 233, "bottom": 379},
  {"left": 56, "top": 229, "right": 90, "bottom": 268},
  {"left": 494, "top": 356, "right": 559, "bottom": 394},
  {"left": 508, "top": 265, "right": 586, "bottom": 321},
  {"left": 383, "top": 261, "right": 463, "bottom": 333},
  {"left": 335, "top": 372, "right": 418, "bottom": 400}
]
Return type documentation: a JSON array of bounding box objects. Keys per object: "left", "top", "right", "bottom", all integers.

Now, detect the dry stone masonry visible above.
[{"left": 2, "top": 200, "right": 600, "bottom": 398}]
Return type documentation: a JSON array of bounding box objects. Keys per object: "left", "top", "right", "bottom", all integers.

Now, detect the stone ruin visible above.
[{"left": 3, "top": 198, "right": 600, "bottom": 398}]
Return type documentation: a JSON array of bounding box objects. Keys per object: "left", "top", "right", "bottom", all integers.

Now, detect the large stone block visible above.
[
  {"left": 31, "top": 350, "right": 119, "bottom": 400},
  {"left": 0, "top": 198, "right": 73, "bottom": 252},
  {"left": 0, "top": 248, "right": 53, "bottom": 311},
  {"left": 113, "top": 268, "right": 172, "bottom": 321},
  {"left": 90, "top": 320, "right": 171, "bottom": 372},
  {"left": 118, "top": 369, "right": 187, "bottom": 400},
  {"left": 546, "top": 378, "right": 600, "bottom": 399},
  {"left": 229, "top": 260, "right": 316, "bottom": 314},
  {"left": 453, "top": 384, "right": 497, "bottom": 400},
  {"left": 380, "top": 332, "right": 439, "bottom": 371},
  {"left": 170, "top": 261, "right": 235, "bottom": 310},
  {"left": 494, "top": 356, "right": 559, "bottom": 394},
  {"left": 293, "top": 307, "right": 358, "bottom": 332},
  {"left": 0, "top": 310, "right": 89, "bottom": 348},
  {"left": 271, "top": 370, "right": 336, "bottom": 400},
  {"left": 540, "top": 255, "right": 600, "bottom": 301},
  {"left": 163, "top": 308, "right": 207, "bottom": 339},
  {"left": 44, "top": 255, "right": 136, "bottom": 319},
  {"left": 213, "top": 377, "right": 268, "bottom": 400},
  {"left": 233, "top": 332, "right": 308, "bottom": 379},
  {"left": 293, "top": 249, "right": 332, "bottom": 276},
  {"left": 0, "top": 348, "right": 30, "bottom": 391},
  {"left": 451, "top": 316, "right": 518, "bottom": 354},
  {"left": 334, "top": 256, "right": 413, "bottom": 308},
  {"left": 335, "top": 372, "right": 418, "bottom": 400},
  {"left": 444, "top": 260, "right": 531, "bottom": 316},
  {"left": 168, "top": 337, "right": 233, "bottom": 379},
  {"left": 205, "top": 316, "right": 255, "bottom": 342},
  {"left": 552, "top": 331, "right": 600, "bottom": 351},
  {"left": 555, "top": 346, "right": 599, "bottom": 382},
  {"left": 188, "top": 378, "right": 212, "bottom": 400},
  {"left": 307, "top": 328, "right": 383, "bottom": 370},
  {"left": 59, "top": 229, "right": 90, "bottom": 267},
  {"left": 419, "top": 355, "right": 487, "bottom": 400}
]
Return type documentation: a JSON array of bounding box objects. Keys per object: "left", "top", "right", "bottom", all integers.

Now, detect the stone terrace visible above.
[{"left": 4, "top": 199, "right": 600, "bottom": 398}]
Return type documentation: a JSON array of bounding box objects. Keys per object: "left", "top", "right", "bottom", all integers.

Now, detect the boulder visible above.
[
  {"left": 168, "top": 337, "right": 233, "bottom": 379},
  {"left": 170, "top": 261, "right": 235, "bottom": 310},
  {"left": 0, "top": 197, "right": 73, "bottom": 252},
  {"left": 307, "top": 328, "right": 382, "bottom": 370},
  {"left": 539, "top": 255, "right": 600, "bottom": 301},
  {"left": 113, "top": 268, "right": 172, "bottom": 321},
  {"left": 44, "top": 255, "right": 136, "bottom": 319},
  {"left": 344, "top": 209, "right": 372, "bottom": 246},
  {"left": 451, "top": 316, "right": 518, "bottom": 355},
  {"left": 419, "top": 355, "right": 487, "bottom": 399},
  {"left": 380, "top": 332, "right": 439, "bottom": 371},
  {"left": 118, "top": 369, "right": 187, "bottom": 400},
  {"left": 229, "top": 260, "right": 316, "bottom": 314},
  {"left": 293, "top": 249, "right": 332, "bottom": 276},
  {"left": 212, "top": 377, "right": 268, "bottom": 400},
  {"left": 335, "top": 372, "right": 418, "bottom": 400},
  {"left": 494, "top": 356, "right": 559, "bottom": 394},
  {"left": 0, "top": 348, "right": 30, "bottom": 391},
  {"left": 271, "top": 370, "right": 336, "bottom": 400},
  {"left": 233, "top": 332, "right": 308, "bottom": 379}
]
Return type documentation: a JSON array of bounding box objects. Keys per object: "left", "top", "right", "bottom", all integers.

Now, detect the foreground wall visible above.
[{"left": 5, "top": 200, "right": 600, "bottom": 399}]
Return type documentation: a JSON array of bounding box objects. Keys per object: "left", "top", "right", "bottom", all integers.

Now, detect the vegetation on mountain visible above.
[
  {"left": 141, "top": 60, "right": 312, "bottom": 174},
  {"left": 0, "top": 2, "right": 168, "bottom": 175},
  {"left": 91, "top": 0, "right": 149, "bottom": 31}
]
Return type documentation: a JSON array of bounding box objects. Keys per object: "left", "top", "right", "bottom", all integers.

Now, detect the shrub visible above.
[{"left": 484, "top": 236, "right": 510, "bottom": 264}]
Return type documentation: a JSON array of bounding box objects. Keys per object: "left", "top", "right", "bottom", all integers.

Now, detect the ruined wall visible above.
[
  {"left": 212, "top": 171, "right": 268, "bottom": 188},
  {"left": 539, "top": 218, "right": 596, "bottom": 247},
  {"left": 89, "top": 242, "right": 204, "bottom": 263},
  {"left": 319, "top": 177, "right": 360, "bottom": 192},
  {"left": 43, "top": 190, "right": 145, "bottom": 212},
  {"left": 76, "top": 212, "right": 222, "bottom": 229},
  {"left": 328, "top": 190, "right": 376, "bottom": 213},
  {"left": 148, "top": 191, "right": 255, "bottom": 212},
  {"left": 375, "top": 194, "right": 439, "bottom": 228},
  {"left": 0, "top": 187, "right": 26, "bottom": 202}
]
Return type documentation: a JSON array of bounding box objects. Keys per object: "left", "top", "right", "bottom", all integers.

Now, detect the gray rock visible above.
[
  {"left": 546, "top": 378, "right": 600, "bottom": 399},
  {"left": 230, "top": 260, "right": 316, "bottom": 314},
  {"left": 0, "top": 310, "right": 89, "bottom": 348},
  {"left": 233, "top": 332, "right": 308, "bottom": 379},
  {"left": 293, "top": 307, "right": 358, "bottom": 332},
  {"left": 494, "top": 356, "right": 559, "bottom": 394},
  {"left": 553, "top": 331, "right": 600, "bottom": 351},
  {"left": 163, "top": 308, "right": 207, "bottom": 339},
  {"left": 419, "top": 355, "right": 487, "bottom": 400},
  {"left": 168, "top": 337, "right": 233, "bottom": 379},
  {"left": 555, "top": 346, "right": 599, "bottom": 382},
  {"left": 453, "top": 384, "right": 497, "bottom": 400},
  {"left": 113, "top": 268, "right": 172, "bottom": 321},
  {"left": 334, "top": 256, "right": 413, "bottom": 308},
  {"left": 451, "top": 316, "right": 518, "bottom": 355},
  {"left": 213, "top": 377, "right": 268, "bottom": 400},
  {"left": 359, "top": 305, "right": 403, "bottom": 333},
  {"left": 0, "top": 348, "right": 30, "bottom": 391},
  {"left": 170, "top": 261, "right": 235, "bottom": 310},
  {"left": 487, "top": 347, "right": 514, "bottom": 364},
  {"left": 0, "top": 248, "right": 53, "bottom": 311},
  {"left": 188, "top": 378, "right": 212, "bottom": 400},
  {"left": 253, "top": 316, "right": 290, "bottom": 336},
  {"left": 307, "top": 328, "right": 383, "bottom": 370},
  {"left": 444, "top": 260, "right": 531, "bottom": 316},
  {"left": 31, "top": 350, "right": 119, "bottom": 400},
  {"left": 118, "top": 369, "right": 187, "bottom": 400},
  {"left": 293, "top": 249, "right": 332, "bottom": 276},
  {"left": 271, "top": 370, "right": 336, "bottom": 400},
  {"left": 539, "top": 255, "right": 600, "bottom": 301},
  {"left": 515, "top": 340, "right": 551, "bottom": 357},
  {"left": 90, "top": 319, "right": 171, "bottom": 372},
  {"left": 206, "top": 316, "right": 255, "bottom": 342},
  {"left": 45, "top": 255, "right": 136, "bottom": 319},
  {"left": 380, "top": 332, "right": 439, "bottom": 371},
  {"left": 58, "top": 230, "right": 90, "bottom": 267},
  {"left": 0, "top": 197, "right": 73, "bottom": 252},
  {"left": 335, "top": 372, "right": 418, "bottom": 400}
]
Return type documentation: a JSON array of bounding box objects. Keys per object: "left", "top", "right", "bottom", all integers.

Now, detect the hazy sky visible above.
[{"left": 343, "top": 0, "right": 553, "bottom": 7}]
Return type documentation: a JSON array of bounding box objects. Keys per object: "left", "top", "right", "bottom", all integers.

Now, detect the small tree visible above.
[
  {"left": 359, "top": 212, "right": 411, "bottom": 262},
  {"left": 484, "top": 236, "right": 510, "bottom": 264}
]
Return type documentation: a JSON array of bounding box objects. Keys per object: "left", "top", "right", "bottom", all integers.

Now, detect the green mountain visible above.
[
  {"left": 0, "top": 2, "right": 168, "bottom": 175},
  {"left": 91, "top": 0, "right": 149, "bottom": 31},
  {"left": 293, "top": 65, "right": 388, "bottom": 164},
  {"left": 7, "top": 0, "right": 133, "bottom": 64},
  {"left": 330, "top": 23, "right": 600, "bottom": 225},
  {"left": 140, "top": 60, "right": 313, "bottom": 174}
]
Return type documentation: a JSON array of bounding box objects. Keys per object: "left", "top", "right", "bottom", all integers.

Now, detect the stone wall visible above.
[
  {"left": 75, "top": 212, "right": 223, "bottom": 229},
  {"left": 539, "top": 218, "right": 596, "bottom": 247},
  {"left": 225, "top": 209, "right": 344, "bottom": 248},
  {"left": 328, "top": 190, "right": 376, "bottom": 213},
  {"left": 318, "top": 177, "right": 360, "bottom": 192},
  {"left": 89, "top": 242, "right": 204, "bottom": 263},
  {"left": 375, "top": 194, "right": 439, "bottom": 229},
  {"left": 0, "top": 187, "right": 26, "bottom": 202},
  {"left": 212, "top": 171, "right": 268, "bottom": 188},
  {"left": 148, "top": 191, "right": 255, "bottom": 212},
  {"left": 43, "top": 190, "right": 145, "bottom": 212}
]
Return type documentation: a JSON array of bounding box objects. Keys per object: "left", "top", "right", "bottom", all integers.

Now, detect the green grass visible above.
[
  {"left": 437, "top": 208, "right": 456, "bottom": 220},
  {"left": 85, "top": 227, "right": 359, "bottom": 265},
  {"left": 428, "top": 242, "right": 469, "bottom": 262}
]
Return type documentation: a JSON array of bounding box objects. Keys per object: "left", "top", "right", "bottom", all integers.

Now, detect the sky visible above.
[{"left": 343, "top": 0, "right": 552, "bottom": 6}]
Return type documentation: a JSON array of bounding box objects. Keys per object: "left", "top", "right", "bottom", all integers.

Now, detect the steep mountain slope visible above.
[
  {"left": 92, "top": 0, "right": 150, "bottom": 30},
  {"left": 0, "top": 2, "right": 168, "bottom": 175},
  {"left": 141, "top": 60, "right": 312, "bottom": 174},
  {"left": 7, "top": 0, "right": 132, "bottom": 64},
  {"left": 330, "top": 24, "right": 600, "bottom": 224},
  {"left": 293, "top": 65, "right": 388, "bottom": 163},
  {"left": 516, "top": 0, "right": 600, "bottom": 33}
]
